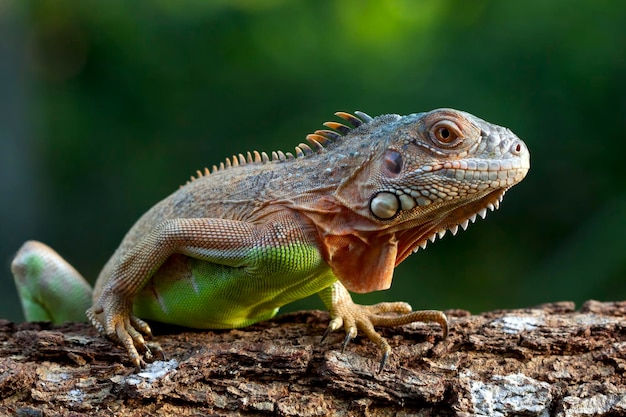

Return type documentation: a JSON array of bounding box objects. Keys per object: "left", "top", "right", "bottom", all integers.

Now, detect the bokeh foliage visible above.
[{"left": 2, "top": 0, "right": 625, "bottom": 321}]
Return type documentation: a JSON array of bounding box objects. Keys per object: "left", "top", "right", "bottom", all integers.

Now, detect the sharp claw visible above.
[
  {"left": 127, "top": 349, "right": 141, "bottom": 369},
  {"left": 342, "top": 333, "right": 353, "bottom": 352},
  {"left": 378, "top": 350, "right": 389, "bottom": 374},
  {"left": 152, "top": 344, "right": 166, "bottom": 361},
  {"left": 321, "top": 326, "right": 333, "bottom": 343}
]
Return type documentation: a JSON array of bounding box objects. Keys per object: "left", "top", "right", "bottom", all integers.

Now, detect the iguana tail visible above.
[{"left": 12, "top": 240, "right": 92, "bottom": 323}]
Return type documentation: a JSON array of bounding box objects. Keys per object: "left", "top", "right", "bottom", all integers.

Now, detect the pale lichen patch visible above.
[
  {"left": 491, "top": 314, "right": 543, "bottom": 334},
  {"left": 462, "top": 371, "right": 552, "bottom": 417},
  {"left": 123, "top": 359, "right": 179, "bottom": 386}
]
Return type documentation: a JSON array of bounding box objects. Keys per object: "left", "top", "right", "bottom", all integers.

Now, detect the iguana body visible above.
[{"left": 12, "top": 109, "right": 530, "bottom": 369}]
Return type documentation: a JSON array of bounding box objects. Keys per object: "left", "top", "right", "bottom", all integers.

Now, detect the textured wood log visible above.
[{"left": 1, "top": 300, "right": 626, "bottom": 416}]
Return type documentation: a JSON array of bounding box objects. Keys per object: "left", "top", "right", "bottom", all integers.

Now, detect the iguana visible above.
[{"left": 12, "top": 108, "right": 530, "bottom": 370}]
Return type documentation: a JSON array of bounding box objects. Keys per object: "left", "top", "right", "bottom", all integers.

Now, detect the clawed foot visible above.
[
  {"left": 320, "top": 283, "right": 447, "bottom": 372},
  {"left": 87, "top": 290, "right": 164, "bottom": 368}
]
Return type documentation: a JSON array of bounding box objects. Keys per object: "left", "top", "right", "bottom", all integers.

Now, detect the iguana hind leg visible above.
[
  {"left": 12, "top": 240, "right": 92, "bottom": 323},
  {"left": 319, "top": 281, "right": 447, "bottom": 372}
]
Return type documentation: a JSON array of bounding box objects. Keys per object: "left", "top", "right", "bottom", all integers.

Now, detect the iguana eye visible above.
[
  {"left": 430, "top": 120, "right": 463, "bottom": 148},
  {"left": 383, "top": 150, "right": 403, "bottom": 175},
  {"left": 436, "top": 127, "right": 453, "bottom": 141}
]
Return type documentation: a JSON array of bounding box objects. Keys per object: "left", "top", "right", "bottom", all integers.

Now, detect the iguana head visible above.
[{"left": 309, "top": 109, "right": 530, "bottom": 293}]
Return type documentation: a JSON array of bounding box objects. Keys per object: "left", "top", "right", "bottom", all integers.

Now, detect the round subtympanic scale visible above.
[{"left": 370, "top": 192, "right": 400, "bottom": 219}]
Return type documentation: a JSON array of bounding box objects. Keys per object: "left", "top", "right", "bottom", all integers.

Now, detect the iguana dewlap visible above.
[{"left": 12, "top": 109, "right": 530, "bottom": 370}]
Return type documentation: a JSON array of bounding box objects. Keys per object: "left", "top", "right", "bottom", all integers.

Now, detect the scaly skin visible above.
[{"left": 12, "top": 108, "right": 530, "bottom": 370}]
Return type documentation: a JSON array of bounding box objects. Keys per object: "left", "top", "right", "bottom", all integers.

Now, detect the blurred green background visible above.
[{"left": 2, "top": 0, "right": 625, "bottom": 322}]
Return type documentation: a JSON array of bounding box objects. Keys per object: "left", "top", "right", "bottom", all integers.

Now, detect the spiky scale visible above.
[
  {"left": 323, "top": 121, "right": 351, "bottom": 135},
  {"left": 298, "top": 143, "right": 314, "bottom": 156},
  {"left": 354, "top": 111, "right": 373, "bottom": 122},
  {"left": 335, "top": 111, "right": 363, "bottom": 128},
  {"left": 305, "top": 134, "right": 328, "bottom": 149},
  {"left": 315, "top": 129, "right": 341, "bottom": 141}
]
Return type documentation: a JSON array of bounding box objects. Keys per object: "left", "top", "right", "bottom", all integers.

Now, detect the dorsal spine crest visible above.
[{"left": 184, "top": 111, "right": 373, "bottom": 185}]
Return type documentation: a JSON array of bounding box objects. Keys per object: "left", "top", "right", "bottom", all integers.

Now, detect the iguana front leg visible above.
[
  {"left": 319, "top": 281, "right": 448, "bottom": 372},
  {"left": 88, "top": 217, "right": 261, "bottom": 368}
]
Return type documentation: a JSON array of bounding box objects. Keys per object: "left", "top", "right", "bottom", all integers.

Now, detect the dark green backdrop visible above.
[{"left": 2, "top": 1, "right": 625, "bottom": 322}]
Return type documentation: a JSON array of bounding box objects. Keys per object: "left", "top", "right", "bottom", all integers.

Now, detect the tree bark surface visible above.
[{"left": 1, "top": 300, "right": 625, "bottom": 416}]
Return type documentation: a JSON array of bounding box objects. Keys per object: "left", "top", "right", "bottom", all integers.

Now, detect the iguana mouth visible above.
[{"left": 395, "top": 188, "right": 508, "bottom": 264}]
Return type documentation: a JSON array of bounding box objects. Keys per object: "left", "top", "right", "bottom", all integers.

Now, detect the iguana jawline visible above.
[{"left": 315, "top": 188, "right": 508, "bottom": 294}]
